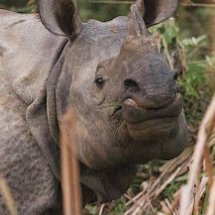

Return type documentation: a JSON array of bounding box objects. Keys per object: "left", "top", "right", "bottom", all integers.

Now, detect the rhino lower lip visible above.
[
  {"left": 126, "top": 116, "right": 178, "bottom": 133},
  {"left": 122, "top": 93, "right": 183, "bottom": 123}
]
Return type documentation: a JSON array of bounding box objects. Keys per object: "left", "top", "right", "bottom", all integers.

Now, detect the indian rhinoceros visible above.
[{"left": 0, "top": 0, "right": 188, "bottom": 214}]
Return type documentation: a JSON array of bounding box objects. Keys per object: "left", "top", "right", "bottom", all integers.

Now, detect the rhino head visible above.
[{"left": 39, "top": 0, "right": 188, "bottom": 203}]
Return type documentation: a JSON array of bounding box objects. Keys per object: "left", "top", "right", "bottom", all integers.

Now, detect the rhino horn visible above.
[
  {"left": 39, "top": 0, "right": 83, "bottom": 37},
  {"left": 135, "top": 0, "right": 179, "bottom": 27},
  {"left": 135, "top": 0, "right": 145, "bottom": 15},
  {"left": 128, "top": 4, "right": 148, "bottom": 37}
]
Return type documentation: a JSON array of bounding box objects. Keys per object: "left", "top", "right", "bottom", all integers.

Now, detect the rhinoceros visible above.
[{"left": 0, "top": 0, "right": 188, "bottom": 214}]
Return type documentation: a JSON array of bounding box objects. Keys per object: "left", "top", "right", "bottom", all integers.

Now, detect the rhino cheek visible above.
[
  {"left": 75, "top": 120, "right": 93, "bottom": 168},
  {"left": 74, "top": 117, "right": 112, "bottom": 169}
]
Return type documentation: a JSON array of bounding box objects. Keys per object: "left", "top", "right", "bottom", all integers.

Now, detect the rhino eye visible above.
[{"left": 95, "top": 77, "right": 105, "bottom": 88}]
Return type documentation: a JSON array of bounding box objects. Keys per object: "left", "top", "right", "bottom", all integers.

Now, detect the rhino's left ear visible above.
[
  {"left": 39, "top": 0, "right": 83, "bottom": 37},
  {"left": 136, "top": 0, "right": 179, "bottom": 27}
]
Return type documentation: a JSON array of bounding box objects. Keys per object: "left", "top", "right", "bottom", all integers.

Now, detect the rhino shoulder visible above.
[{"left": 0, "top": 10, "right": 67, "bottom": 104}]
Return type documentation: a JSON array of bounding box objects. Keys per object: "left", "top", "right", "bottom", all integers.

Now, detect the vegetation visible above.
[{"left": 0, "top": 0, "right": 214, "bottom": 214}]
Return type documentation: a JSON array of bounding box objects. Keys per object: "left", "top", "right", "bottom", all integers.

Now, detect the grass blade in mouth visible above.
[{"left": 109, "top": 103, "right": 122, "bottom": 109}]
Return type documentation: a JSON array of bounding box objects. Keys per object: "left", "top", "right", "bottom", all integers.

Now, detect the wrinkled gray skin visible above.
[{"left": 0, "top": 0, "right": 188, "bottom": 214}]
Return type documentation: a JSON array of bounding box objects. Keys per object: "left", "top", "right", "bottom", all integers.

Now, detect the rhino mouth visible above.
[
  {"left": 121, "top": 93, "right": 183, "bottom": 141},
  {"left": 122, "top": 93, "right": 183, "bottom": 123}
]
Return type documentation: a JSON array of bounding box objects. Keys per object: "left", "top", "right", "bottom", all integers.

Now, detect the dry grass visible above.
[
  {"left": 178, "top": 95, "right": 215, "bottom": 215},
  {"left": 0, "top": 175, "right": 17, "bottom": 215},
  {"left": 60, "top": 110, "right": 82, "bottom": 215},
  {"left": 122, "top": 148, "right": 193, "bottom": 215}
]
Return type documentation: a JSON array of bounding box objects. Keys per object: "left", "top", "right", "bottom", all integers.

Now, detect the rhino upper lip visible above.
[{"left": 122, "top": 93, "right": 183, "bottom": 123}]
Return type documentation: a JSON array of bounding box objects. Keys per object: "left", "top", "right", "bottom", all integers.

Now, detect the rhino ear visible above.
[
  {"left": 136, "top": 0, "right": 178, "bottom": 27},
  {"left": 39, "top": 0, "right": 83, "bottom": 37}
]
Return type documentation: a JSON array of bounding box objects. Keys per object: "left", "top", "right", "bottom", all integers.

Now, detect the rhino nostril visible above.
[{"left": 124, "top": 79, "right": 139, "bottom": 91}]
